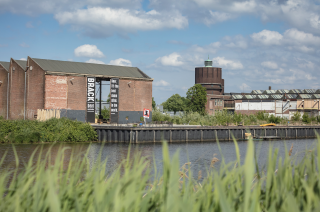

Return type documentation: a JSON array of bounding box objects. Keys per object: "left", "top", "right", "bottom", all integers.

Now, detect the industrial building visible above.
[
  {"left": 195, "top": 59, "right": 320, "bottom": 118},
  {"left": 0, "top": 57, "right": 153, "bottom": 123}
]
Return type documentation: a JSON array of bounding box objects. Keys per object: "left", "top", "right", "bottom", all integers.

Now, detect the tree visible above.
[
  {"left": 152, "top": 97, "right": 156, "bottom": 110},
  {"left": 162, "top": 94, "right": 186, "bottom": 113},
  {"left": 186, "top": 84, "right": 207, "bottom": 115}
]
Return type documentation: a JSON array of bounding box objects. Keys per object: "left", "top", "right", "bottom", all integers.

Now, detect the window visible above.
[{"left": 215, "top": 99, "right": 217, "bottom": 106}]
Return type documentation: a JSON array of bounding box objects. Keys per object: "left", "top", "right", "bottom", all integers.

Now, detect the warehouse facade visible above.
[{"left": 0, "top": 57, "right": 153, "bottom": 123}]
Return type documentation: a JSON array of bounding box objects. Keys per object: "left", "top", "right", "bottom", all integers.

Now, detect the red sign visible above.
[{"left": 143, "top": 108, "right": 150, "bottom": 118}]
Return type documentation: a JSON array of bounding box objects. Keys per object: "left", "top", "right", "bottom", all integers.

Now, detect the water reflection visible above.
[{"left": 0, "top": 139, "right": 318, "bottom": 178}]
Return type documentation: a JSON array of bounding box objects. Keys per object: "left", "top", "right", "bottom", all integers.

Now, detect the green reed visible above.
[{"left": 1, "top": 137, "right": 320, "bottom": 211}]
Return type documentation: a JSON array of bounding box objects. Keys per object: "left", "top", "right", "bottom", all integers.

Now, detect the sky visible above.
[{"left": 0, "top": 0, "right": 320, "bottom": 105}]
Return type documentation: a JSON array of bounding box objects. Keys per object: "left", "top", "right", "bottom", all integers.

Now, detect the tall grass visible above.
[
  {"left": 1, "top": 137, "right": 320, "bottom": 211},
  {"left": 0, "top": 118, "right": 97, "bottom": 143}
]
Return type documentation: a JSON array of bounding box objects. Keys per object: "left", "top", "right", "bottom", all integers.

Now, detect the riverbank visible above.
[
  {"left": 0, "top": 118, "right": 97, "bottom": 143},
  {"left": 0, "top": 139, "right": 319, "bottom": 211},
  {"left": 93, "top": 125, "right": 320, "bottom": 142}
]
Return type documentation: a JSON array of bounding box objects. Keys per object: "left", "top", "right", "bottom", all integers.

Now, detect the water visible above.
[{"left": 0, "top": 139, "right": 318, "bottom": 177}]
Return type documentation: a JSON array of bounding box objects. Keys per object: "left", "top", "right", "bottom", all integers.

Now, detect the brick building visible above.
[
  {"left": 0, "top": 61, "right": 10, "bottom": 119},
  {"left": 0, "top": 57, "right": 153, "bottom": 123}
]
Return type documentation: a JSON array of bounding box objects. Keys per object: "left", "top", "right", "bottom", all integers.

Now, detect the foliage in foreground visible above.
[
  {"left": 0, "top": 118, "right": 97, "bottom": 143},
  {"left": 1, "top": 138, "right": 320, "bottom": 211}
]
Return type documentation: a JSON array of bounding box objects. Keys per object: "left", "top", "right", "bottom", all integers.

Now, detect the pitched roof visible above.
[
  {"left": 30, "top": 58, "right": 152, "bottom": 80},
  {"left": 0, "top": 61, "right": 10, "bottom": 71},
  {"left": 12, "top": 59, "right": 27, "bottom": 70}
]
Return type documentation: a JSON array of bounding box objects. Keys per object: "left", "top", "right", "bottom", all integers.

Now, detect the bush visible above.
[
  {"left": 302, "top": 113, "right": 311, "bottom": 124},
  {"left": 291, "top": 111, "right": 301, "bottom": 121},
  {"left": 0, "top": 118, "right": 97, "bottom": 143},
  {"left": 101, "top": 106, "right": 110, "bottom": 120},
  {"left": 268, "top": 114, "right": 281, "bottom": 124},
  {"left": 256, "top": 111, "right": 267, "bottom": 120}
]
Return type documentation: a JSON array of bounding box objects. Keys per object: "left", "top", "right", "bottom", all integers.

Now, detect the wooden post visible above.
[
  {"left": 286, "top": 128, "right": 287, "bottom": 138},
  {"left": 153, "top": 130, "right": 155, "bottom": 143},
  {"left": 228, "top": 129, "right": 230, "bottom": 141},
  {"left": 170, "top": 130, "right": 172, "bottom": 143},
  {"left": 296, "top": 128, "right": 297, "bottom": 138}
]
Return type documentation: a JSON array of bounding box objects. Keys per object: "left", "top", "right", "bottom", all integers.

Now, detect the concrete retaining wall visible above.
[{"left": 94, "top": 126, "right": 320, "bottom": 143}]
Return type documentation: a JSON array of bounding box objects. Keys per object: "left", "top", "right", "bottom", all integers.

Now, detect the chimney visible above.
[{"left": 269, "top": 86, "right": 271, "bottom": 90}]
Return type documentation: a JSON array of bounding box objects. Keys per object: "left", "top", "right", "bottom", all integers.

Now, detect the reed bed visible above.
[{"left": 1, "top": 137, "right": 320, "bottom": 211}]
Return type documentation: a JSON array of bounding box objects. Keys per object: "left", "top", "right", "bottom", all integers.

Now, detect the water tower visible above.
[{"left": 195, "top": 57, "right": 224, "bottom": 95}]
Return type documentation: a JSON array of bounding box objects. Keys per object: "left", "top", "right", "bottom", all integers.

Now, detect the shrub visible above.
[
  {"left": 291, "top": 111, "right": 301, "bottom": 121},
  {"left": 302, "top": 113, "right": 311, "bottom": 124},
  {"left": 0, "top": 118, "right": 97, "bottom": 143},
  {"left": 101, "top": 106, "right": 110, "bottom": 120},
  {"left": 268, "top": 114, "right": 281, "bottom": 124},
  {"left": 256, "top": 111, "right": 267, "bottom": 120}
]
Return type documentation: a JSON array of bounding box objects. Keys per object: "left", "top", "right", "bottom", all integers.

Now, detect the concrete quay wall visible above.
[{"left": 93, "top": 126, "right": 320, "bottom": 143}]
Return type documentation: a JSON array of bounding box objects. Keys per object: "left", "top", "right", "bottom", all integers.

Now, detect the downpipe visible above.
[{"left": 7, "top": 72, "right": 9, "bottom": 120}]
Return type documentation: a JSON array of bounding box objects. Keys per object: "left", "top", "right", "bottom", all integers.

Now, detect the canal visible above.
[{"left": 0, "top": 138, "right": 318, "bottom": 177}]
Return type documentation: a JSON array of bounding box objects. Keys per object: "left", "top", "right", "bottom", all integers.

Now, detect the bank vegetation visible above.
[
  {"left": 152, "top": 109, "right": 320, "bottom": 126},
  {"left": 0, "top": 117, "right": 97, "bottom": 143}
]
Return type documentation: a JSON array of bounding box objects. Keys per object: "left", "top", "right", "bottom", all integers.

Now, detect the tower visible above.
[{"left": 195, "top": 58, "right": 224, "bottom": 95}]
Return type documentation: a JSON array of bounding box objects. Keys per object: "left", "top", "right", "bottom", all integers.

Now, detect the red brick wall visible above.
[
  {"left": 119, "top": 79, "right": 152, "bottom": 111},
  {"left": 45, "top": 75, "right": 67, "bottom": 109},
  {"left": 26, "top": 57, "right": 45, "bottom": 119},
  {"left": 44, "top": 75, "right": 86, "bottom": 110},
  {"left": 9, "top": 59, "right": 25, "bottom": 119},
  {"left": 0, "top": 66, "right": 8, "bottom": 118},
  {"left": 67, "top": 76, "right": 86, "bottom": 110}
]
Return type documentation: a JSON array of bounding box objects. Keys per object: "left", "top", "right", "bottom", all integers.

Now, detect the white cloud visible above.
[
  {"left": 212, "top": 57, "right": 243, "bottom": 70},
  {"left": 203, "top": 11, "right": 235, "bottom": 25},
  {"left": 156, "top": 52, "right": 184, "bottom": 66},
  {"left": 74, "top": 44, "right": 104, "bottom": 58},
  {"left": 154, "top": 80, "right": 170, "bottom": 86},
  {"left": 19, "top": 43, "right": 30, "bottom": 48},
  {"left": 26, "top": 22, "right": 34, "bottom": 28},
  {"left": 86, "top": 59, "right": 105, "bottom": 64},
  {"left": 261, "top": 61, "right": 278, "bottom": 69},
  {"left": 283, "top": 28, "right": 320, "bottom": 46},
  {"left": 55, "top": 7, "right": 188, "bottom": 37},
  {"left": 19, "top": 58, "right": 27, "bottom": 61},
  {"left": 310, "top": 14, "right": 320, "bottom": 29},
  {"left": 109, "top": 58, "right": 132, "bottom": 66},
  {"left": 251, "top": 30, "right": 283, "bottom": 45},
  {"left": 239, "top": 83, "right": 251, "bottom": 92}
]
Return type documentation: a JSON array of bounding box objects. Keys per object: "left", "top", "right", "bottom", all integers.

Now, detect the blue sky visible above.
[{"left": 1, "top": 0, "right": 320, "bottom": 104}]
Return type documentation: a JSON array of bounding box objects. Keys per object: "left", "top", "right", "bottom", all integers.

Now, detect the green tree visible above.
[
  {"left": 302, "top": 113, "right": 311, "bottom": 124},
  {"left": 101, "top": 106, "right": 110, "bottom": 120},
  {"left": 152, "top": 97, "right": 156, "bottom": 110},
  {"left": 162, "top": 94, "right": 186, "bottom": 113},
  {"left": 186, "top": 84, "right": 207, "bottom": 115}
]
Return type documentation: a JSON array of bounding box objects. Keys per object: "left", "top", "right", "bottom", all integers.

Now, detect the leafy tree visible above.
[
  {"left": 186, "top": 84, "right": 207, "bottom": 115},
  {"left": 268, "top": 114, "right": 281, "bottom": 124},
  {"left": 162, "top": 94, "right": 186, "bottom": 113},
  {"left": 152, "top": 97, "right": 156, "bottom": 110}
]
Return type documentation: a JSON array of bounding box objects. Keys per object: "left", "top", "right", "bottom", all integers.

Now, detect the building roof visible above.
[
  {"left": 276, "top": 89, "right": 289, "bottom": 94},
  {"left": 251, "top": 90, "right": 264, "bottom": 94},
  {"left": 30, "top": 58, "right": 152, "bottom": 80},
  {"left": 271, "top": 94, "right": 283, "bottom": 99},
  {"left": 232, "top": 95, "right": 243, "bottom": 100},
  {"left": 285, "top": 94, "right": 298, "bottom": 99},
  {"left": 13, "top": 59, "right": 27, "bottom": 70},
  {"left": 243, "top": 95, "right": 257, "bottom": 99},
  {"left": 313, "top": 94, "right": 320, "bottom": 99},
  {"left": 257, "top": 95, "right": 269, "bottom": 99},
  {"left": 0, "top": 61, "right": 10, "bottom": 71},
  {"left": 264, "top": 90, "right": 277, "bottom": 94},
  {"left": 303, "top": 89, "right": 316, "bottom": 94},
  {"left": 289, "top": 89, "right": 303, "bottom": 93},
  {"left": 299, "top": 94, "right": 313, "bottom": 99}
]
